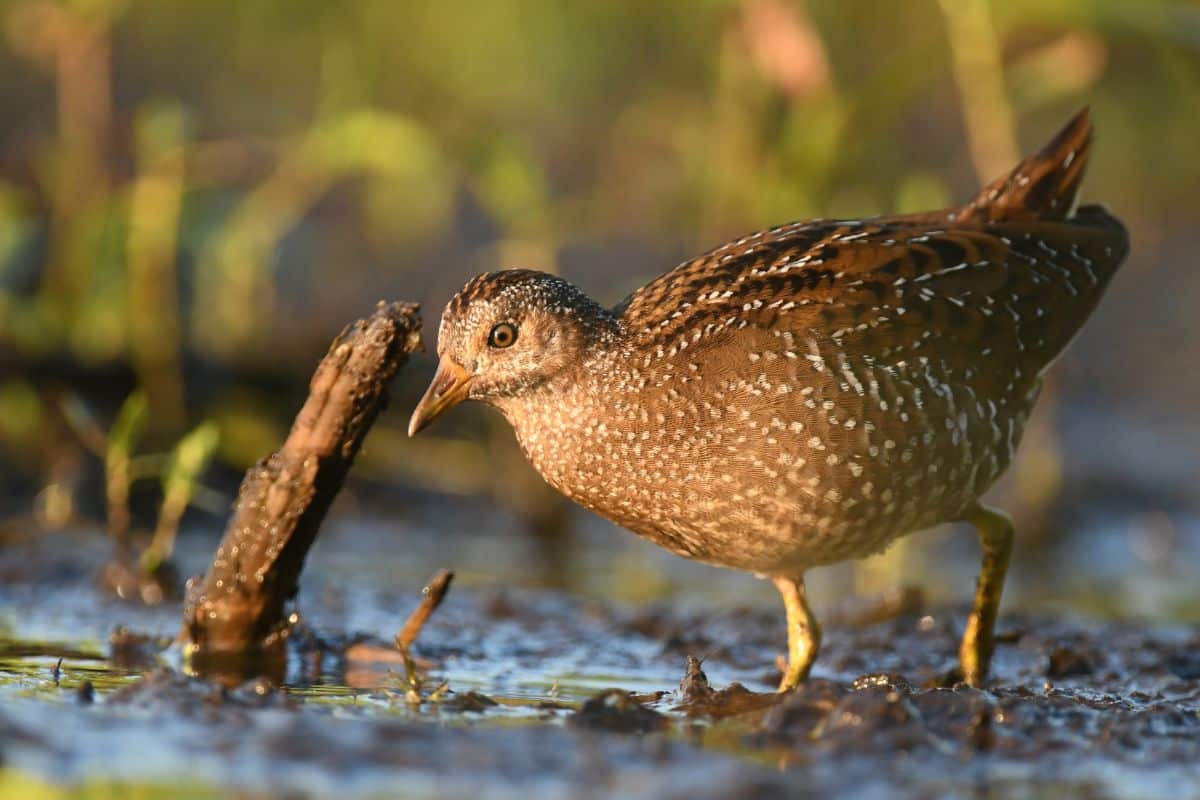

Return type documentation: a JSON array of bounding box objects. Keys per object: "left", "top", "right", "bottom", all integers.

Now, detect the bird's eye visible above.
[{"left": 488, "top": 322, "right": 518, "bottom": 349}]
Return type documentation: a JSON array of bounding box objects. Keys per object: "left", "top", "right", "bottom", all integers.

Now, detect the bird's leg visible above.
[
  {"left": 958, "top": 503, "right": 1014, "bottom": 687},
  {"left": 772, "top": 575, "right": 821, "bottom": 692}
]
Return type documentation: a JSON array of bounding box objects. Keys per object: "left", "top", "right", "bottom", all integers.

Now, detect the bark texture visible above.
[{"left": 181, "top": 301, "right": 422, "bottom": 656}]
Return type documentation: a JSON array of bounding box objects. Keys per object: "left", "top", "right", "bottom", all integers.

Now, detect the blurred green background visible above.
[{"left": 1, "top": 0, "right": 1198, "bottom": 615}]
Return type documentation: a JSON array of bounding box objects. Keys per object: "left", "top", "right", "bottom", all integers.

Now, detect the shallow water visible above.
[{"left": 1, "top": 504, "right": 1199, "bottom": 799}]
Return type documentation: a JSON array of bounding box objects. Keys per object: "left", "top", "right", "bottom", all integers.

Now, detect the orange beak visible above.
[{"left": 408, "top": 357, "right": 473, "bottom": 436}]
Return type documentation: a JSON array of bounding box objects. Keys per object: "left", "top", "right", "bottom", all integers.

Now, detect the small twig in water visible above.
[{"left": 395, "top": 569, "right": 455, "bottom": 652}]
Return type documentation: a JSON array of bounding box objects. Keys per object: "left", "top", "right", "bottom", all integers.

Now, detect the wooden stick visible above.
[
  {"left": 180, "top": 301, "right": 422, "bottom": 657},
  {"left": 395, "top": 569, "right": 455, "bottom": 652}
]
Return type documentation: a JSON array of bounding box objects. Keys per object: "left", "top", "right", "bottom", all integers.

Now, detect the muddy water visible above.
[{"left": 2, "top": 508, "right": 1199, "bottom": 799}]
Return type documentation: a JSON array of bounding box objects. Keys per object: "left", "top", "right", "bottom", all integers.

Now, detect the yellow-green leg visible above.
[
  {"left": 773, "top": 575, "right": 821, "bottom": 692},
  {"left": 958, "top": 503, "right": 1014, "bottom": 687}
]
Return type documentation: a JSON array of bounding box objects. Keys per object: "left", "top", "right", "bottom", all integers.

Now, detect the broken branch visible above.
[{"left": 180, "top": 301, "right": 422, "bottom": 659}]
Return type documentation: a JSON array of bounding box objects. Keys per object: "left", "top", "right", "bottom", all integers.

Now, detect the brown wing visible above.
[{"left": 618, "top": 211, "right": 1126, "bottom": 383}]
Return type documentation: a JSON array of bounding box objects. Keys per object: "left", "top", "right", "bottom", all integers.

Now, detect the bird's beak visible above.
[{"left": 408, "top": 356, "right": 473, "bottom": 436}]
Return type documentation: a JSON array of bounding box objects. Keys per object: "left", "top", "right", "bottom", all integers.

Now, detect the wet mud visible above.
[{"left": 2, "top": 528, "right": 1198, "bottom": 798}]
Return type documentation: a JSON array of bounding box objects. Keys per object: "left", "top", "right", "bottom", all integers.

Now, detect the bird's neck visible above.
[{"left": 490, "top": 324, "right": 640, "bottom": 501}]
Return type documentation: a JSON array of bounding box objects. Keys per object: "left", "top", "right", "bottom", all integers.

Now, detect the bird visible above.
[{"left": 408, "top": 109, "right": 1129, "bottom": 691}]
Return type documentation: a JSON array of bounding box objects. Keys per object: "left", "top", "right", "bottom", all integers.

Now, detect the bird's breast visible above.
[{"left": 500, "top": 342, "right": 1040, "bottom": 574}]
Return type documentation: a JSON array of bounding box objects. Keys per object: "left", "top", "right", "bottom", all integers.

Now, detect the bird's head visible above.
[{"left": 408, "top": 269, "right": 614, "bottom": 435}]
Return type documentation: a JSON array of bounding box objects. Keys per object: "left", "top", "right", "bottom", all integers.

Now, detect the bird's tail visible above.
[{"left": 954, "top": 108, "right": 1093, "bottom": 224}]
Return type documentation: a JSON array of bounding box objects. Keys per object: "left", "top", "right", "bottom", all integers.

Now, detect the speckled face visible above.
[{"left": 437, "top": 269, "right": 609, "bottom": 402}]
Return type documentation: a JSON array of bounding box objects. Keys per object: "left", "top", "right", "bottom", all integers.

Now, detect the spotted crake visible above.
[{"left": 409, "top": 109, "right": 1129, "bottom": 690}]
